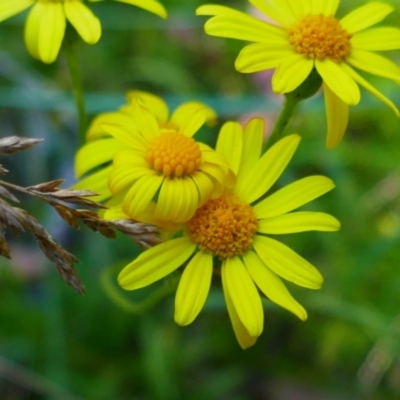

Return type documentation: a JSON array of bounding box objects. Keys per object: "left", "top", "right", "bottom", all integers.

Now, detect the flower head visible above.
[
  {"left": 118, "top": 118, "right": 340, "bottom": 349},
  {"left": 197, "top": 1, "right": 400, "bottom": 147},
  {"left": 0, "top": 0, "right": 167, "bottom": 63},
  {"left": 75, "top": 90, "right": 230, "bottom": 225}
]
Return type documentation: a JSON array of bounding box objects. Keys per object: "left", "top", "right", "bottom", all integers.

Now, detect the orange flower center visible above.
[
  {"left": 146, "top": 131, "right": 202, "bottom": 178},
  {"left": 288, "top": 15, "right": 352, "bottom": 62},
  {"left": 186, "top": 194, "right": 258, "bottom": 258}
]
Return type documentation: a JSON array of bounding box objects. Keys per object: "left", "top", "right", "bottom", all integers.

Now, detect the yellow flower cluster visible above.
[{"left": 75, "top": 90, "right": 340, "bottom": 348}]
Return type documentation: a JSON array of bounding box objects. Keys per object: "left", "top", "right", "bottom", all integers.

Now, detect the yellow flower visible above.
[
  {"left": 0, "top": 0, "right": 167, "bottom": 63},
  {"left": 118, "top": 119, "right": 340, "bottom": 349},
  {"left": 75, "top": 90, "right": 230, "bottom": 225},
  {"left": 197, "top": 1, "right": 400, "bottom": 148}
]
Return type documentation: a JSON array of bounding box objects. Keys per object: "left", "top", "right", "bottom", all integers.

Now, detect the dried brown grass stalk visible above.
[{"left": 0, "top": 136, "right": 160, "bottom": 294}]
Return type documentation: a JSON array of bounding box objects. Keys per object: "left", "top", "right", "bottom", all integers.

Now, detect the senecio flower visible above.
[
  {"left": 118, "top": 119, "right": 340, "bottom": 349},
  {"left": 0, "top": 0, "right": 167, "bottom": 63},
  {"left": 197, "top": 1, "right": 400, "bottom": 148},
  {"left": 75, "top": 91, "right": 230, "bottom": 225}
]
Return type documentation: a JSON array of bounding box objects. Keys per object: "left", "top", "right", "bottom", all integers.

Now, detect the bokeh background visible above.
[{"left": 1, "top": 0, "right": 400, "bottom": 399}]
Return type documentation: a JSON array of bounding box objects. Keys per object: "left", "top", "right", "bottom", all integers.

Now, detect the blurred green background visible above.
[{"left": 1, "top": 0, "right": 400, "bottom": 399}]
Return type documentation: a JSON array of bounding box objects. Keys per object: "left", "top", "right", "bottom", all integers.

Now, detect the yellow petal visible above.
[
  {"left": 118, "top": 237, "right": 196, "bottom": 290},
  {"left": 287, "top": 0, "right": 310, "bottom": 18},
  {"left": 340, "top": 2, "right": 393, "bottom": 34},
  {"left": 222, "top": 257, "right": 263, "bottom": 337},
  {"left": 0, "top": 0, "right": 33, "bottom": 22},
  {"left": 310, "top": 0, "right": 339, "bottom": 15},
  {"left": 122, "top": 173, "right": 163, "bottom": 218},
  {"left": 73, "top": 165, "right": 112, "bottom": 202},
  {"left": 115, "top": 0, "right": 167, "bottom": 19},
  {"left": 103, "top": 204, "right": 129, "bottom": 220},
  {"left": 236, "top": 134, "right": 300, "bottom": 204},
  {"left": 254, "top": 175, "right": 335, "bottom": 219},
  {"left": 108, "top": 163, "right": 149, "bottom": 194},
  {"left": 191, "top": 171, "right": 214, "bottom": 207},
  {"left": 347, "top": 50, "right": 400, "bottom": 83},
  {"left": 272, "top": 54, "right": 314, "bottom": 94},
  {"left": 174, "top": 251, "right": 213, "bottom": 326},
  {"left": 101, "top": 123, "right": 144, "bottom": 150},
  {"left": 253, "top": 235, "right": 323, "bottom": 289},
  {"left": 216, "top": 121, "right": 243, "bottom": 175},
  {"left": 127, "top": 90, "right": 169, "bottom": 123},
  {"left": 38, "top": 2, "right": 66, "bottom": 64},
  {"left": 341, "top": 63, "right": 399, "bottom": 116},
  {"left": 24, "top": 2, "right": 44, "bottom": 60},
  {"left": 154, "top": 178, "right": 183, "bottom": 222},
  {"left": 315, "top": 59, "right": 360, "bottom": 105},
  {"left": 243, "top": 251, "right": 307, "bottom": 321},
  {"left": 235, "top": 43, "right": 293, "bottom": 74},
  {"left": 75, "top": 138, "right": 126, "bottom": 178},
  {"left": 86, "top": 112, "right": 131, "bottom": 141},
  {"left": 196, "top": 5, "right": 286, "bottom": 43},
  {"left": 171, "top": 102, "right": 216, "bottom": 137},
  {"left": 236, "top": 118, "right": 264, "bottom": 185},
  {"left": 129, "top": 99, "right": 160, "bottom": 142},
  {"left": 323, "top": 83, "right": 349, "bottom": 148},
  {"left": 248, "top": 0, "right": 296, "bottom": 27},
  {"left": 64, "top": 1, "right": 101, "bottom": 44},
  {"left": 222, "top": 272, "right": 257, "bottom": 349},
  {"left": 258, "top": 211, "right": 341, "bottom": 234},
  {"left": 351, "top": 27, "right": 400, "bottom": 51}
]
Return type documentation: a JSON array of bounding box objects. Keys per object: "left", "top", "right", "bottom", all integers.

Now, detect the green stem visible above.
[
  {"left": 264, "top": 95, "right": 300, "bottom": 151},
  {"left": 64, "top": 40, "right": 87, "bottom": 145},
  {"left": 100, "top": 266, "right": 178, "bottom": 314}
]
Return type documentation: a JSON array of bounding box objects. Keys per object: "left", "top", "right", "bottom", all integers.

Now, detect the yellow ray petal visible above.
[
  {"left": 347, "top": 50, "right": 400, "bottom": 83},
  {"left": 196, "top": 5, "right": 286, "bottom": 43},
  {"left": 122, "top": 173, "right": 163, "bottom": 218},
  {"left": 287, "top": 0, "right": 310, "bottom": 18},
  {"left": 75, "top": 138, "right": 126, "bottom": 178},
  {"left": 310, "top": 0, "right": 339, "bottom": 15},
  {"left": 118, "top": 237, "right": 196, "bottom": 290},
  {"left": 222, "top": 257, "right": 263, "bottom": 337},
  {"left": 323, "top": 83, "right": 349, "bottom": 148},
  {"left": 191, "top": 171, "right": 214, "bottom": 207},
  {"left": 340, "top": 2, "right": 393, "bottom": 34},
  {"left": 235, "top": 43, "right": 293, "bottom": 74},
  {"left": 216, "top": 121, "right": 243, "bottom": 175},
  {"left": 171, "top": 102, "right": 216, "bottom": 137},
  {"left": 73, "top": 165, "right": 112, "bottom": 202},
  {"left": 64, "top": 1, "right": 101, "bottom": 44},
  {"left": 0, "top": 0, "right": 33, "bottom": 22},
  {"left": 341, "top": 63, "right": 399, "bottom": 116},
  {"left": 112, "top": 149, "right": 147, "bottom": 169},
  {"left": 254, "top": 175, "right": 335, "bottom": 219},
  {"left": 222, "top": 270, "right": 257, "bottom": 349},
  {"left": 175, "top": 178, "right": 199, "bottom": 223},
  {"left": 258, "top": 211, "right": 341, "bottom": 234},
  {"left": 127, "top": 90, "right": 169, "bottom": 123},
  {"left": 129, "top": 99, "right": 160, "bottom": 142},
  {"left": 315, "top": 59, "right": 360, "bottom": 105},
  {"left": 253, "top": 235, "right": 323, "bottom": 289},
  {"left": 351, "top": 27, "right": 400, "bottom": 51},
  {"left": 235, "top": 134, "right": 300, "bottom": 204},
  {"left": 101, "top": 123, "right": 143, "bottom": 150},
  {"left": 175, "top": 251, "right": 213, "bottom": 326},
  {"left": 236, "top": 118, "right": 264, "bottom": 186},
  {"left": 24, "top": 2, "right": 44, "bottom": 60},
  {"left": 37, "top": 2, "right": 65, "bottom": 64},
  {"left": 108, "top": 164, "right": 149, "bottom": 194},
  {"left": 248, "top": 0, "right": 296, "bottom": 27},
  {"left": 272, "top": 54, "right": 314, "bottom": 94},
  {"left": 243, "top": 251, "right": 307, "bottom": 320},
  {"left": 154, "top": 178, "right": 182, "bottom": 222},
  {"left": 115, "top": 0, "right": 167, "bottom": 19},
  {"left": 87, "top": 112, "right": 133, "bottom": 141},
  {"left": 103, "top": 205, "right": 129, "bottom": 220}
]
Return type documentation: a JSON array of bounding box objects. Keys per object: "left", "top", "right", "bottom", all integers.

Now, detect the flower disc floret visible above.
[
  {"left": 187, "top": 194, "right": 258, "bottom": 258},
  {"left": 146, "top": 132, "right": 202, "bottom": 178},
  {"left": 288, "top": 15, "right": 352, "bottom": 62}
]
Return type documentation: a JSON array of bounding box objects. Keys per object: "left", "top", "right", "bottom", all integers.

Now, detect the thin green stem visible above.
[
  {"left": 64, "top": 40, "right": 87, "bottom": 145},
  {"left": 263, "top": 95, "right": 300, "bottom": 152}
]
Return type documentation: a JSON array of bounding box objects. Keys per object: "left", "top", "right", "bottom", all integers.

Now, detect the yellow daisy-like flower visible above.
[
  {"left": 0, "top": 0, "right": 167, "bottom": 63},
  {"left": 197, "top": 1, "right": 400, "bottom": 148},
  {"left": 75, "top": 90, "right": 230, "bottom": 225},
  {"left": 118, "top": 118, "right": 340, "bottom": 349}
]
